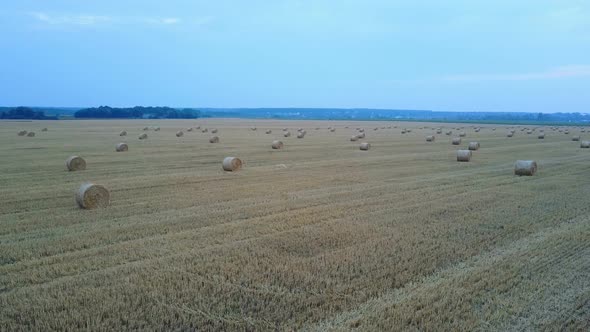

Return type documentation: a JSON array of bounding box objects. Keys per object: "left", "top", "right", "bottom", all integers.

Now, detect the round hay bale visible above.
[
  {"left": 468, "top": 141, "right": 480, "bottom": 150},
  {"left": 359, "top": 142, "right": 371, "bottom": 150},
  {"left": 139, "top": 133, "right": 148, "bottom": 140},
  {"left": 76, "top": 183, "right": 110, "bottom": 209},
  {"left": 176, "top": 131, "right": 184, "bottom": 137},
  {"left": 201, "top": 128, "right": 208, "bottom": 133},
  {"left": 507, "top": 132, "right": 514, "bottom": 137},
  {"left": 527, "top": 130, "right": 533, "bottom": 134},
  {"left": 143, "top": 127, "right": 149, "bottom": 131},
  {"left": 211, "top": 129, "right": 218, "bottom": 134},
  {"left": 358, "top": 128, "right": 365, "bottom": 133},
  {"left": 115, "top": 143, "right": 128, "bottom": 152},
  {"left": 297, "top": 132, "right": 305, "bottom": 139},
  {"left": 474, "top": 128, "right": 481, "bottom": 132},
  {"left": 26, "top": 132, "right": 36, "bottom": 137},
  {"left": 187, "top": 128, "right": 193, "bottom": 132},
  {"left": 350, "top": 135, "right": 359, "bottom": 141},
  {"left": 373, "top": 127, "right": 378, "bottom": 131},
  {"left": 401, "top": 130, "right": 407, "bottom": 134},
  {"left": 222, "top": 157, "right": 242, "bottom": 171},
  {"left": 284, "top": 131, "right": 291, "bottom": 137},
  {"left": 564, "top": 131, "right": 570, "bottom": 135},
  {"left": 41, "top": 128, "right": 48, "bottom": 132},
  {"left": 538, "top": 133, "right": 545, "bottom": 139},
  {"left": 456, "top": 150, "right": 472, "bottom": 162},
  {"left": 514, "top": 160, "right": 537, "bottom": 176},
  {"left": 154, "top": 127, "right": 161, "bottom": 131},
  {"left": 572, "top": 136, "right": 580, "bottom": 141},
  {"left": 445, "top": 131, "right": 452, "bottom": 136},
  {"left": 195, "top": 126, "right": 201, "bottom": 130},
  {"left": 298, "top": 128, "right": 304, "bottom": 132},
  {"left": 17, "top": 130, "right": 27, "bottom": 136},
  {"left": 282, "top": 127, "right": 288, "bottom": 131},
  {"left": 265, "top": 130, "right": 272, "bottom": 134},
  {"left": 357, "top": 132, "right": 365, "bottom": 138},
  {"left": 66, "top": 156, "right": 86, "bottom": 171},
  {"left": 120, "top": 131, "right": 127, "bottom": 136},
  {"left": 209, "top": 136, "right": 220, "bottom": 143},
  {"left": 459, "top": 132, "right": 466, "bottom": 137},
  {"left": 580, "top": 141, "right": 590, "bottom": 148},
  {"left": 271, "top": 140, "right": 284, "bottom": 149},
  {"left": 436, "top": 129, "right": 443, "bottom": 134},
  {"left": 452, "top": 137, "right": 462, "bottom": 145},
  {"left": 251, "top": 127, "right": 257, "bottom": 131},
  {"left": 426, "top": 135, "right": 435, "bottom": 142}
]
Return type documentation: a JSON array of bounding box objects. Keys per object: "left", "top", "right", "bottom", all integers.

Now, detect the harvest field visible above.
[{"left": 1, "top": 119, "right": 589, "bottom": 331}]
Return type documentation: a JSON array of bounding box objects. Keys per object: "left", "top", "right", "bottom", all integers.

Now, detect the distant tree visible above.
[
  {"left": 0, "top": 107, "right": 57, "bottom": 120},
  {"left": 74, "top": 106, "right": 200, "bottom": 119}
]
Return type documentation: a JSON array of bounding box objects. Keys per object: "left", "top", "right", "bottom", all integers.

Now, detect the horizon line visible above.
[{"left": 2, "top": 105, "right": 589, "bottom": 115}]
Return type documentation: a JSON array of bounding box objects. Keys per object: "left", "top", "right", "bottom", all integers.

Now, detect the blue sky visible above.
[{"left": 1, "top": 0, "right": 589, "bottom": 113}]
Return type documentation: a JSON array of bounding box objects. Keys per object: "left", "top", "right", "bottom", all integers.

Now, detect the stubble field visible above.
[{"left": 1, "top": 119, "right": 589, "bottom": 331}]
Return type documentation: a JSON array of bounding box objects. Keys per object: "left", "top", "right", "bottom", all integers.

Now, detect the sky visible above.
[{"left": 0, "top": 0, "right": 589, "bottom": 113}]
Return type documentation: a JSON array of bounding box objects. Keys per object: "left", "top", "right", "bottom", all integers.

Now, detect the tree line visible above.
[
  {"left": 74, "top": 106, "right": 201, "bottom": 119},
  {"left": 0, "top": 107, "right": 57, "bottom": 120}
]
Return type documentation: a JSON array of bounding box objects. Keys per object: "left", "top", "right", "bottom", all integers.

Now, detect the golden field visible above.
[{"left": 0, "top": 119, "right": 589, "bottom": 331}]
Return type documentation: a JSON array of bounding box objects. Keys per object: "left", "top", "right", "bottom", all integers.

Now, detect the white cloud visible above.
[
  {"left": 29, "top": 12, "right": 184, "bottom": 26},
  {"left": 30, "top": 12, "right": 111, "bottom": 25},
  {"left": 141, "top": 17, "right": 182, "bottom": 25},
  {"left": 442, "top": 65, "right": 590, "bottom": 82},
  {"left": 161, "top": 18, "right": 180, "bottom": 25}
]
